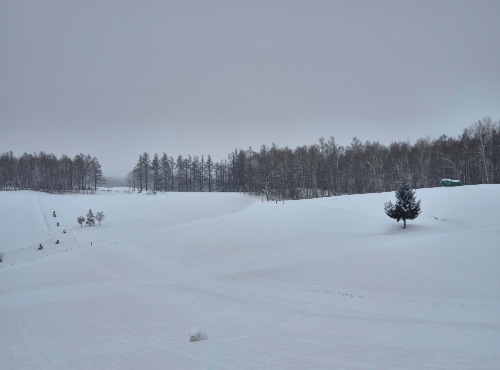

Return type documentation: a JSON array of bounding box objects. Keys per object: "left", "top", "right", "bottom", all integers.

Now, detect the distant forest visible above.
[
  {"left": 2, "top": 118, "right": 499, "bottom": 197},
  {"left": 0, "top": 153, "right": 106, "bottom": 192},
  {"left": 128, "top": 117, "right": 500, "bottom": 200}
]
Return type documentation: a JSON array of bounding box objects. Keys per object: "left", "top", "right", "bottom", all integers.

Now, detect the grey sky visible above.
[{"left": 1, "top": 0, "right": 499, "bottom": 178}]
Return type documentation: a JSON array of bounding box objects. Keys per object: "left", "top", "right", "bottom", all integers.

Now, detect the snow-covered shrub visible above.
[
  {"left": 77, "top": 216, "right": 85, "bottom": 227},
  {"left": 0, "top": 252, "right": 4, "bottom": 262},
  {"left": 86, "top": 209, "right": 95, "bottom": 226},
  {"left": 95, "top": 212, "right": 105, "bottom": 226},
  {"left": 189, "top": 327, "right": 208, "bottom": 342}
]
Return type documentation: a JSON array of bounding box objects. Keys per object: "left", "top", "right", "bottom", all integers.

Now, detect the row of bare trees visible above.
[
  {"left": 128, "top": 152, "right": 217, "bottom": 193},
  {"left": 128, "top": 117, "right": 499, "bottom": 200},
  {"left": 0, "top": 152, "right": 106, "bottom": 192}
]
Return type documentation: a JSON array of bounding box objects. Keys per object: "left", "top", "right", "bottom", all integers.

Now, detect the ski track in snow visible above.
[{"left": 0, "top": 186, "right": 499, "bottom": 369}]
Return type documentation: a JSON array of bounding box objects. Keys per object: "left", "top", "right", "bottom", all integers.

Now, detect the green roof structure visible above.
[{"left": 441, "top": 179, "right": 461, "bottom": 187}]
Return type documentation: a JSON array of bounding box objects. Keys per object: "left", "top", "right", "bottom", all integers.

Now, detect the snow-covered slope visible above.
[{"left": 0, "top": 186, "right": 499, "bottom": 369}]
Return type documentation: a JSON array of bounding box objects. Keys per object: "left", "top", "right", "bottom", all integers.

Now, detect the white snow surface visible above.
[
  {"left": 190, "top": 327, "right": 209, "bottom": 342},
  {"left": 0, "top": 186, "right": 499, "bottom": 369}
]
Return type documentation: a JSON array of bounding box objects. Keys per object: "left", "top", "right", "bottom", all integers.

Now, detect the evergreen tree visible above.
[
  {"left": 384, "top": 182, "right": 421, "bottom": 229},
  {"left": 86, "top": 209, "right": 95, "bottom": 226}
]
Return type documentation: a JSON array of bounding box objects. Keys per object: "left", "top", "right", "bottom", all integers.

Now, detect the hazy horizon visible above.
[
  {"left": 1, "top": 0, "right": 499, "bottom": 177},
  {"left": 0, "top": 119, "right": 496, "bottom": 180}
]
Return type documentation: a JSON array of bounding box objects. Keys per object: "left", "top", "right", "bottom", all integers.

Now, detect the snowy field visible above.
[{"left": 0, "top": 186, "right": 499, "bottom": 369}]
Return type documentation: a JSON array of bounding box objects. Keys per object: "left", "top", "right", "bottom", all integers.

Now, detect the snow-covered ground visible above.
[{"left": 1, "top": 186, "right": 499, "bottom": 369}]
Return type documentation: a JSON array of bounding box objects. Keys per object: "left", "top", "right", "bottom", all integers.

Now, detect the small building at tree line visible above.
[{"left": 441, "top": 179, "right": 461, "bottom": 187}]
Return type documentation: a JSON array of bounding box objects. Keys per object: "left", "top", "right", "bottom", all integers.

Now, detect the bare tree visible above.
[
  {"left": 77, "top": 216, "right": 85, "bottom": 227},
  {"left": 142, "top": 152, "right": 151, "bottom": 191},
  {"left": 133, "top": 154, "right": 143, "bottom": 192},
  {"left": 90, "top": 157, "right": 106, "bottom": 190},
  {"left": 152, "top": 154, "right": 160, "bottom": 191},
  {"left": 126, "top": 172, "right": 133, "bottom": 190},
  {"left": 206, "top": 155, "right": 213, "bottom": 192},
  {"left": 160, "top": 153, "right": 169, "bottom": 191},
  {"left": 95, "top": 212, "right": 105, "bottom": 226}
]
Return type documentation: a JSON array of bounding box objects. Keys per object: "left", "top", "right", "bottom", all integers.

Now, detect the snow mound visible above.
[{"left": 189, "top": 327, "right": 208, "bottom": 342}]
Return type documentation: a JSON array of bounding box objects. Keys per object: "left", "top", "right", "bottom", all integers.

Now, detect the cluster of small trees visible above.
[
  {"left": 128, "top": 117, "right": 500, "bottom": 199},
  {"left": 77, "top": 209, "right": 105, "bottom": 227},
  {"left": 0, "top": 152, "right": 106, "bottom": 192}
]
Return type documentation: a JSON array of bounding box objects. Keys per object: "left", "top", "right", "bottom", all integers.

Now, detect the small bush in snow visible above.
[
  {"left": 95, "top": 212, "right": 105, "bottom": 226},
  {"left": 77, "top": 216, "right": 85, "bottom": 227},
  {"left": 189, "top": 327, "right": 208, "bottom": 342},
  {"left": 86, "top": 209, "right": 95, "bottom": 226},
  {"left": 0, "top": 252, "right": 4, "bottom": 262}
]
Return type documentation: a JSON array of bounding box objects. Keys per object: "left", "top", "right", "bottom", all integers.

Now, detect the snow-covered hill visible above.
[{"left": 1, "top": 186, "right": 499, "bottom": 369}]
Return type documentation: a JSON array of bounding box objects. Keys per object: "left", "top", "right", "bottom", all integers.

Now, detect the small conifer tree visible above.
[
  {"left": 384, "top": 182, "right": 421, "bottom": 229},
  {"left": 77, "top": 216, "right": 85, "bottom": 227},
  {"left": 86, "top": 209, "right": 95, "bottom": 226}
]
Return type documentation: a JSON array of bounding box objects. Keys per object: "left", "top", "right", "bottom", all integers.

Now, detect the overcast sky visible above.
[{"left": 1, "top": 0, "right": 499, "bottom": 178}]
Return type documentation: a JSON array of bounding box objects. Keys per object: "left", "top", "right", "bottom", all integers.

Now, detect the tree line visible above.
[
  {"left": 128, "top": 117, "right": 500, "bottom": 200},
  {"left": 0, "top": 152, "right": 106, "bottom": 192}
]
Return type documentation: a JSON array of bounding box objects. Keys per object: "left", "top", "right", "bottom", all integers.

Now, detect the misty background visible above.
[{"left": 1, "top": 0, "right": 499, "bottom": 178}]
